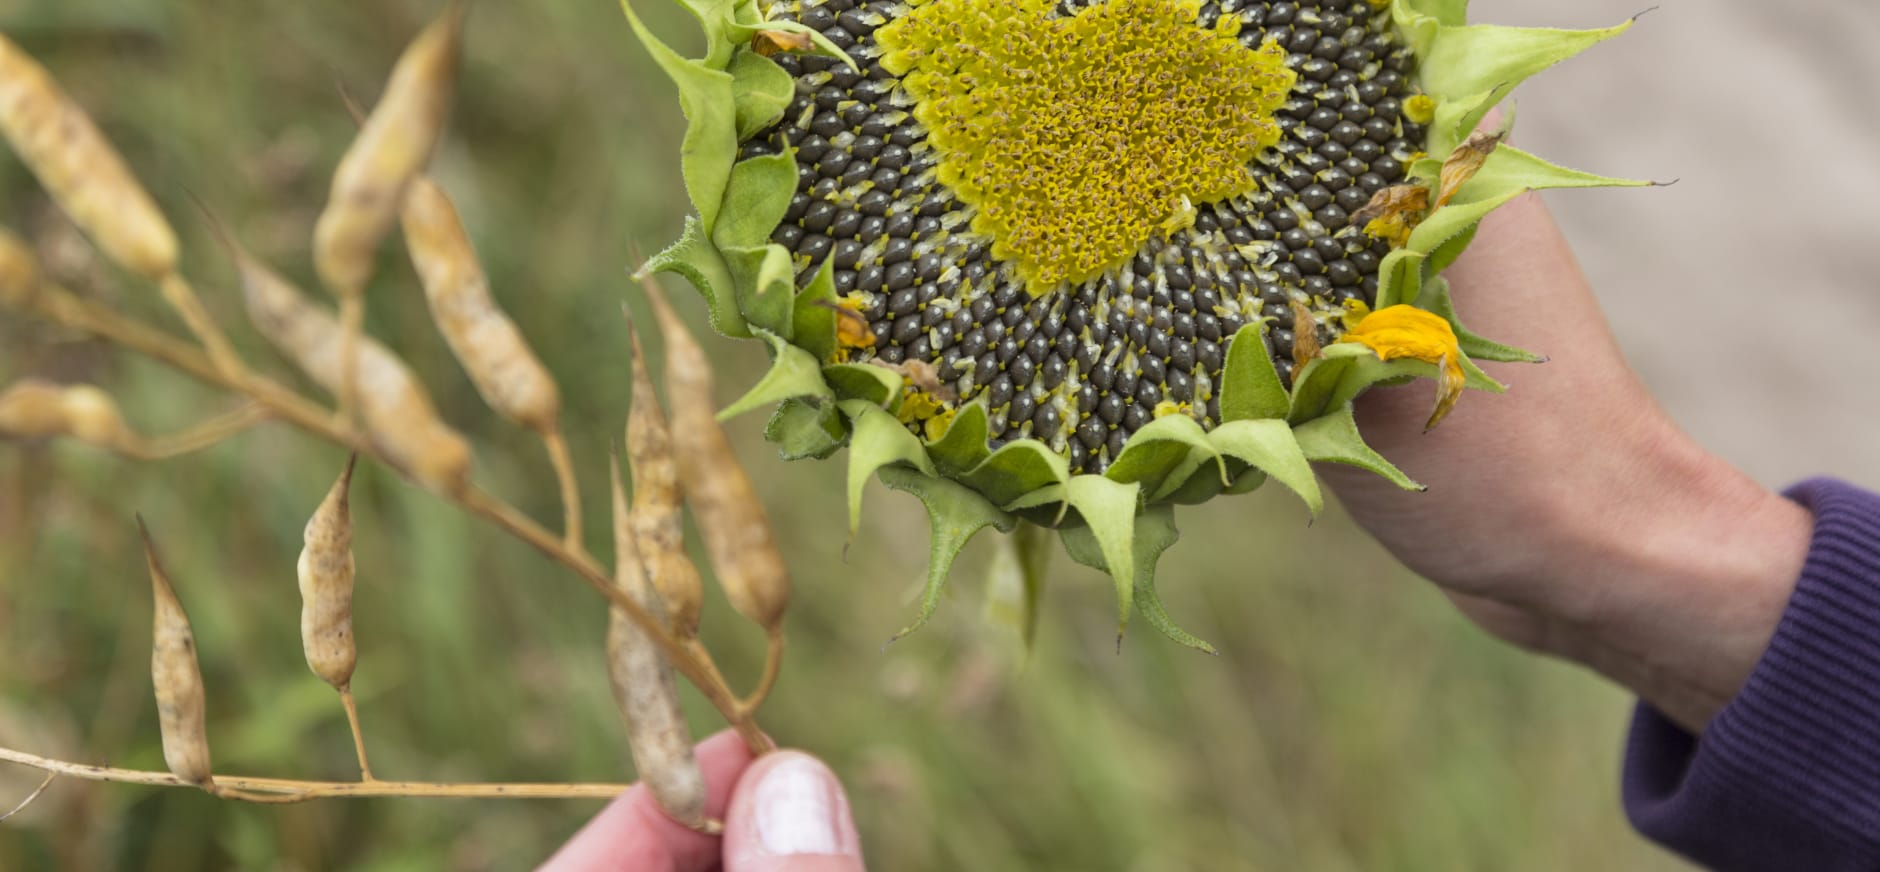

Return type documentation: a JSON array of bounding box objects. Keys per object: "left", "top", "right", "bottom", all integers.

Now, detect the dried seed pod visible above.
[
  {"left": 233, "top": 244, "right": 471, "bottom": 493},
  {"left": 313, "top": 3, "right": 465, "bottom": 301},
  {"left": 138, "top": 517, "right": 214, "bottom": 789},
  {"left": 0, "top": 379, "right": 135, "bottom": 453},
  {"left": 297, "top": 455, "right": 358, "bottom": 691},
  {"left": 624, "top": 322, "right": 703, "bottom": 638},
  {"left": 0, "top": 34, "right": 177, "bottom": 281},
  {"left": 639, "top": 276, "right": 790, "bottom": 632},
  {"left": 0, "top": 227, "right": 38, "bottom": 307},
  {"left": 400, "top": 177, "right": 560, "bottom": 432},
  {"left": 606, "top": 455, "right": 709, "bottom": 830}
]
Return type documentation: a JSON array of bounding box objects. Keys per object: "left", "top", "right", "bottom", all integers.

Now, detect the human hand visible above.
[
  {"left": 541, "top": 731, "right": 865, "bottom": 872},
  {"left": 1322, "top": 192, "right": 1813, "bottom": 732}
]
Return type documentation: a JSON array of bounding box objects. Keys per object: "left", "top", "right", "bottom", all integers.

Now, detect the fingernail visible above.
[{"left": 752, "top": 753, "right": 845, "bottom": 856}]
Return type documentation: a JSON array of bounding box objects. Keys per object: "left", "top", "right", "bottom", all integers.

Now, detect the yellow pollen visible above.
[{"left": 877, "top": 0, "right": 1295, "bottom": 294}]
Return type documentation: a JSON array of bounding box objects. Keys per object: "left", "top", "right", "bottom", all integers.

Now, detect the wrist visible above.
[{"left": 1537, "top": 426, "right": 1813, "bottom": 731}]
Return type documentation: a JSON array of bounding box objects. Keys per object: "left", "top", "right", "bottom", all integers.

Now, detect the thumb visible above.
[{"left": 723, "top": 751, "right": 866, "bottom": 872}]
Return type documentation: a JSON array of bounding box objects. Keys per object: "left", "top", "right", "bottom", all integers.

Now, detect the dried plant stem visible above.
[
  {"left": 542, "top": 429, "right": 584, "bottom": 553},
  {"left": 129, "top": 401, "right": 268, "bottom": 460},
  {"left": 338, "top": 688, "right": 374, "bottom": 781},
  {"left": 18, "top": 283, "right": 773, "bottom": 755},
  {"left": 337, "top": 296, "right": 365, "bottom": 427},
  {"left": 157, "top": 273, "right": 245, "bottom": 380},
  {"left": 0, "top": 772, "right": 55, "bottom": 822},
  {"left": 459, "top": 487, "right": 772, "bottom": 755},
  {"left": 738, "top": 630, "right": 786, "bottom": 718},
  {"left": 0, "top": 748, "right": 628, "bottom": 802},
  {"left": 28, "top": 285, "right": 355, "bottom": 449}
]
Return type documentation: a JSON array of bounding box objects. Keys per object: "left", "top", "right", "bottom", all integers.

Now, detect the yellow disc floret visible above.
[{"left": 877, "top": 0, "right": 1295, "bottom": 294}]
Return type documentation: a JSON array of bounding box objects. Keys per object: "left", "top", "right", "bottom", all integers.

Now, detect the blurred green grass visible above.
[{"left": 0, "top": 2, "right": 1691, "bottom": 869}]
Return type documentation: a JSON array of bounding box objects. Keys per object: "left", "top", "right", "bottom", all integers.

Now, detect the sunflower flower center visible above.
[{"left": 877, "top": 0, "right": 1296, "bottom": 294}]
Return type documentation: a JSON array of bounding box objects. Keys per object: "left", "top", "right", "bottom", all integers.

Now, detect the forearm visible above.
[{"left": 1515, "top": 425, "right": 1813, "bottom": 731}]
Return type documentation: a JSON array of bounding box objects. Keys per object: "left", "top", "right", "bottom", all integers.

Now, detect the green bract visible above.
[{"left": 623, "top": 0, "right": 1646, "bottom": 648}]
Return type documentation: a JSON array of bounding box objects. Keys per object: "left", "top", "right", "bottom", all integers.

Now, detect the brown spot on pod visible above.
[{"left": 138, "top": 517, "right": 215, "bottom": 789}]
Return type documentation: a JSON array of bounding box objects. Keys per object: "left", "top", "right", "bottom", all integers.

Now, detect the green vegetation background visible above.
[{"left": 0, "top": 1, "right": 1690, "bottom": 869}]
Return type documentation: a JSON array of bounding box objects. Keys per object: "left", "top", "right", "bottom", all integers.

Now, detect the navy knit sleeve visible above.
[{"left": 1623, "top": 478, "right": 1880, "bottom": 871}]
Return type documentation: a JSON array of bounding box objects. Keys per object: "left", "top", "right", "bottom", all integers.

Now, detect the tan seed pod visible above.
[
  {"left": 606, "top": 455, "right": 709, "bottom": 830},
  {"left": 638, "top": 275, "right": 790, "bottom": 632},
  {"left": 0, "top": 34, "right": 177, "bottom": 281},
  {"left": 623, "top": 321, "right": 703, "bottom": 638},
  {"left": 0, "top": 226, "right": 39, "bottom": 307},
  {"left": 400, "top": 177, "right": 560, "bottom": 432},
  {"left": 233, "top": 245, "right": 471, "bottom": 494},
  {"left": 0, "top": 379, "right": 135, "bottom": 453},
  {"left": 313, "top": 3, "right": 465, "bottom": 301},
  {"left": 138, "top": 517, "right": 215, "bottom": 789},
  {"left": 298, "top": 455, "right": 358, "bottom": 691}
]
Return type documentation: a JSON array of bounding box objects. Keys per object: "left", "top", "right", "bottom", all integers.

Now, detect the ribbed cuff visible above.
[{"left": 1623, "top": 478, "right": 1880, "bottom": 871}]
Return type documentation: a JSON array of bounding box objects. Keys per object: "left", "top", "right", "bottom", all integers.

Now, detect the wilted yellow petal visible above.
[
  {"left": 751, "top": 29, "right": 815, "bottom": 57},
  {"left": 1352, "top": 183, "right": 1430, "bottom": 249},
  {"left": 1435, "top": 127, "right": 1508, "bottom": 209},
  {"left": 1336, "top": 305, "right": 1467, "bottom": 430},
  {"left": 1288, "top": 298, "right": 1321, "bottom": 370}
]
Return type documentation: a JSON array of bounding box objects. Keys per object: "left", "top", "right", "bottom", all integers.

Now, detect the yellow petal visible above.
[{"left": 1335, "top": 305, "right": 1468, "bottom": 430}]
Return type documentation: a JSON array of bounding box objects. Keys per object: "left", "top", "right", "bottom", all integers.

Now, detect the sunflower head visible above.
[{"left": 624, "top": 0, "right": 1648, "bottom": 647}]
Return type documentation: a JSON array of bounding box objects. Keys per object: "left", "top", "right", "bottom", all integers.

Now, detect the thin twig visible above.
[
  {"left": 156, "top": 273, "right": 246, "bottom": 381},
  {"left": 0, "top": 772, "right": 56, "bottom": 823},
  {"left": 738, "top": 630, "right": 786, "bottom": 718},
  {"left": 459, "top": 487, "right": 772, "bottom": 755},
  {"left": 337, "top": 296, "right": 365, "bottom": 429},
  {"left": 338, "top": 687, "right": 373, "bottom": 782},
  {"left": 130, "top": 401, "right": 270, "bottom": 460},
  {"left": 541, "top": 429, "right": 584, "bottom": 554},
  {"left": 0, "top": 748, "right": 626, "bottom": 802},
  {"left": 18, "top": 283, "right": 772, "bottom": 755}
]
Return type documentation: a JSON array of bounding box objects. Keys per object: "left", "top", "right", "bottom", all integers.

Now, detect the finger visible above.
[
  {"left": 539, "top": 729, "right": 760, "bottom": 872},
  {"left": 723, "top": 751, "right": 865, "bottom": 872}
]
